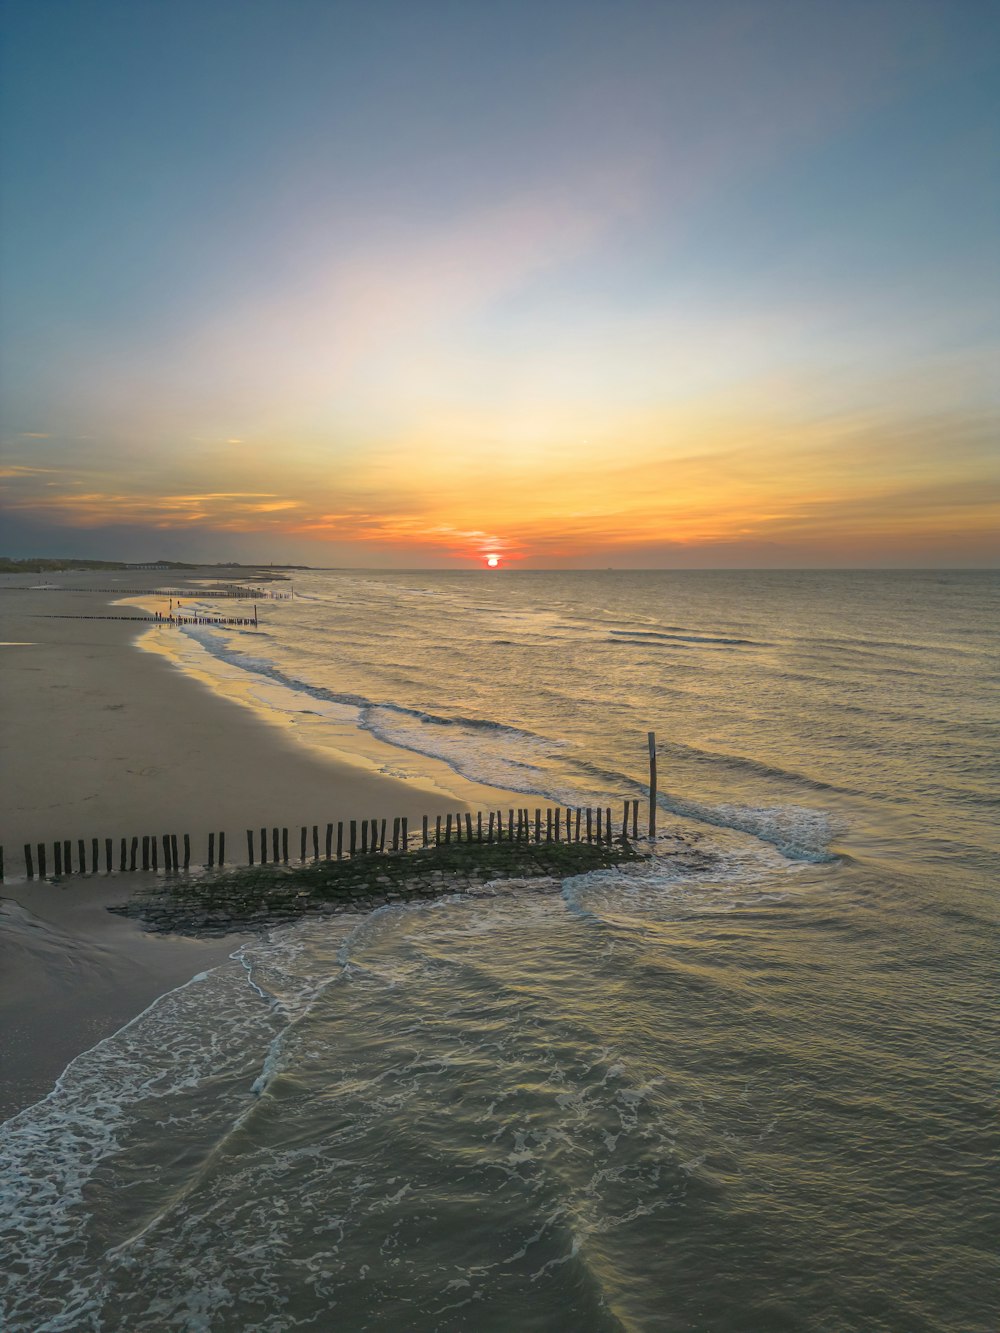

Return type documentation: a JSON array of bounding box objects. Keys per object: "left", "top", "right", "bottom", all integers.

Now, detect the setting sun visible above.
[{"left": 486, "top": 555, "right": 500, "bottom": 568}]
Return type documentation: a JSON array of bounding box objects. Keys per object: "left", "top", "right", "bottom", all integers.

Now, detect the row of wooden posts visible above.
[
  {"left": 5, "top": 800, "right": 647, "bottom": 881},
  {"left": 34, "top": 612, "right": 259, "bottom": 627}
]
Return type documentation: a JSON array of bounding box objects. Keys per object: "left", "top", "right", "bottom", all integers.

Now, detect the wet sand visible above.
[{"left": 0, "top": 877, "right": 248, "bottom": 1121}]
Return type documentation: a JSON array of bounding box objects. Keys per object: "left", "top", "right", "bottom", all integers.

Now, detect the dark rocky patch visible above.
[{"left": 106, "top": 837, "right": 711, "bottom": 937}]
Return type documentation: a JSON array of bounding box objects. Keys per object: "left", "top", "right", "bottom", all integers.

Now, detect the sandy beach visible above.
[{"left": 0, "top": 568, "right": 525, "bottom": 1119}]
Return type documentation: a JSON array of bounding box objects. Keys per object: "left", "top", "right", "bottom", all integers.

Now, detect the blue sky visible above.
[{"left": 1, "top": 0, "right": 997, "bottom": 565}]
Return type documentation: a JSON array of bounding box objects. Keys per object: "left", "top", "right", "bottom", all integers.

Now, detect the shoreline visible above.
[
  {"left": 0, "top": 569, "right": 531, "bottom": 858},
  {"left": 0, "top": 567, "right": 531, "bottom": 1121}
]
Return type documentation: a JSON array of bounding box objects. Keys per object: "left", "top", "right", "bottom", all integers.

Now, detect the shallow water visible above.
[{"left": 2, "top": 571, "right": 997, "bottom": 1331}]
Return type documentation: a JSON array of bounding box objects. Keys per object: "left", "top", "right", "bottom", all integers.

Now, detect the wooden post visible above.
[
  {"left": 24, "top": 844, "right": 32, "bottom": 879},
  {"left": 350, "top": 820, "right": 357, "bottom": 855},
  {"left": 632, "top": 799, "right": 639, "bottom": 841},
  {"left": 555, "top": 808, "right": 561, "bottom": 842},
  {"left": 574, "top": 809, "right": 581, "bottom": 842},
  {"left": 401, "top": 817, "right": 408, "bottom": 851},
  {"left": 622, "top": 801, "right": 629, "bottom": 840},
  {"left": 648, "top": 731, "right": 657, "bottom": 837},
  {"left": 131, "top": 836, "right": 139, "bottom": 871},
  {"left": 260, "top": 828, "right": 267, "bottom": 863},
  {"left": 78, "top": 839, "right": 87, "bottom": 873},
  {"left": 422, "top": 815, "right": 429, "bottom": 848},
  {"left": 162, "top": 835, "right": 171, "bottom": 870},
  {"left": 283, "top": 827, "right": 289, "bottom": 863},
  {"left": 106, "top": 838, "right": 113, "bottom": 872},
  {"left": 392, "top": 817, "right": 400, "bottom": 852},
  {"left": 337, "top": 822, "right": 343, "bottom": 859},
  {"left": 183, "top": 834, "right": 190, "bottom": 870},
  {"left": 378, "top": 819, "right": 386, "bottom": 853},
  {"left": 435, "top": 815, "right": 441, "bottom": 845},
  {"left": 326, "top": 823, "right": 333, "bottom": 859},
  {"left": 92, "top": 837, "right": 99, "bottom": 872},
  {"left": 272, "top": 828, "right": 280, "bottom": 862},
  {"left": 445, "top": 814, "right": 452, "bottom": 844},
  {"left": 546, "top": 809, "right": 552, "bottom": 842},
  {"left": 300, "top": 826, "right": 307, "bottom": 861},
  {"left": 151, "top": 837, "right": 158, "bottom": 872},
  {"left": 508, "top": 809, "right": 514, "bottom": 841},
  {"left": 535, "top": 809, "right": 541, "bottom": 842},
  {"left": 218, "top": 831, "right": 225, "bottom": 866},
  {"left": 313, "top": 825, "right": 320, "bottom": 860},
  {"left": 586, "top": 808, "right": 593, "bottom": 842},
  {"left": 54, "top": 841, "right": 63, "bottom": 875},
  {"left": 208, "top": 832, "right": 215, "bottom": 867},
  {"left": 488, "top": 811, "right": 495, "bottom": 843},
  {"left": 606, "top": 807, "right": 612, "bottom": 843},
  {"left": 39, "top": 843, "right": 47, "bottom": 877},
  {"left": 361, "top": 821, "right": 368, "bottom": 854},
  {"left": 247, "top": 830, "right": 254, "bottom": 865},
  {"left": 477, "top": 811, "right": 482, "bottom": 842},
  {"left": 466, "top": 813, "right": 473, "bottom": 842},
  {"left": 142, "top": 836, "right": 150, "bottom": 871},
  {"left": 596, "top": 808, "right": 602, "bottom": 842}
]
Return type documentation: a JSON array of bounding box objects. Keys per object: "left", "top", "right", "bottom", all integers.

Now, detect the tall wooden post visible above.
[{"left": 648, "top": 730, "right": 657, "bottom": 837}]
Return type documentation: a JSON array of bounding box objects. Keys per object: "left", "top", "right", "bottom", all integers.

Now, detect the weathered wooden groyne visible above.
[
  {"left": 32, "top": 611, "right": 259, "bottom": 627},
  {"left": 3, "top": 801, "right": 645, "bottom": 882}
]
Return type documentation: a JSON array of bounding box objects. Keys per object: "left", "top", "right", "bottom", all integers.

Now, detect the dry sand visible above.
[{"left": 0, "top": 568, "right": 525, "bottom": 1119}]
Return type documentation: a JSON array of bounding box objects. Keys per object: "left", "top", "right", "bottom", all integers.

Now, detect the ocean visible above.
[{"left": 2, "top": 570, "right": 997, "bottom": 1332}]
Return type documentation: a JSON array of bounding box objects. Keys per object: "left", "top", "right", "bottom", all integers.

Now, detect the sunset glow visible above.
[{"left": 1, "top": 2, "right": 996, "bottom": 567}]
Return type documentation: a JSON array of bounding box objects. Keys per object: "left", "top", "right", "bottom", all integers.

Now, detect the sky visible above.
[{"left": 1, "top": 0, "right": 997, "bottom": 568}]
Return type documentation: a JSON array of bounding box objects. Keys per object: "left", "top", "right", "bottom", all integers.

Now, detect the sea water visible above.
[{"left": 2, "top": 570, "right": 997, "bottom": 1331}]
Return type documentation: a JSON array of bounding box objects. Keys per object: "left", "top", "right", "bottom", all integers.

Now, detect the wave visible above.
[
  {"left": 176, "top": 626, "right": 838, "bottom": 863},
  {"left": 608, "top": 630, "right": 763, "bottom": 647}
]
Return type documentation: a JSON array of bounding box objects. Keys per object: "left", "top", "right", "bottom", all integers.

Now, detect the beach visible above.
[
  {"left": 0, "top": 568, "right": 527, "bottom": 1117},
  {"left": 1, "top": 569, "right": 995, "bottom": 1331}
]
